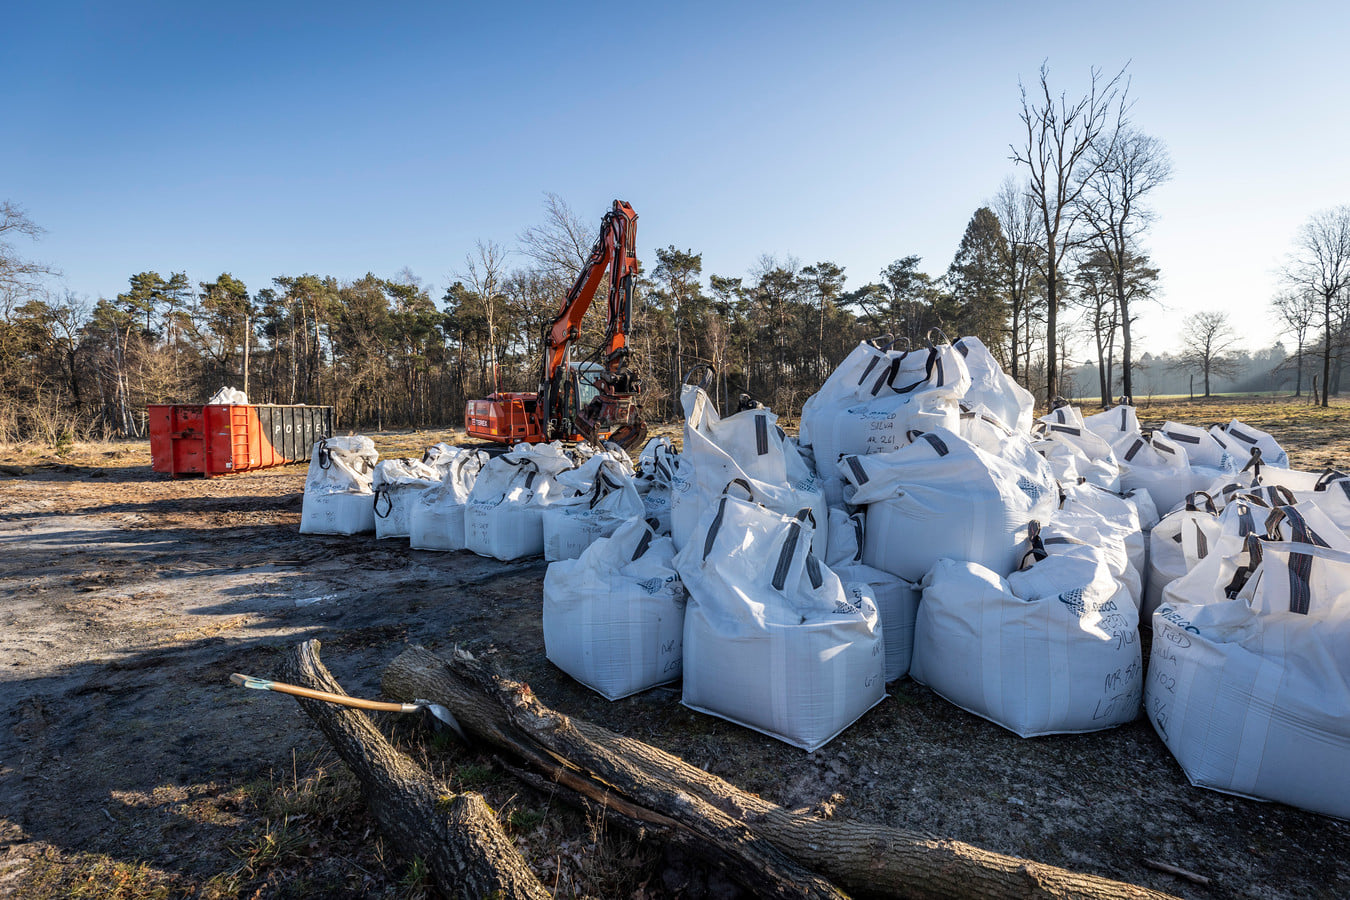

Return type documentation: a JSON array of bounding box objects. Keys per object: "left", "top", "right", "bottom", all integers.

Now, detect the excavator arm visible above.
[{"left": 537, "top": 200, "right": 646, "bottom": 449}]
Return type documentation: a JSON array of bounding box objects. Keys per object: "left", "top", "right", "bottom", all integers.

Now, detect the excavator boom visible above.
[{"left": 465, "top": 200, "right": 646, "bottom": 450}]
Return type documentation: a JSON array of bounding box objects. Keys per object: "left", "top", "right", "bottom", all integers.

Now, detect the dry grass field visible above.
[{"left": 1, "top": 397, "right": 1347, "bottom": 899}]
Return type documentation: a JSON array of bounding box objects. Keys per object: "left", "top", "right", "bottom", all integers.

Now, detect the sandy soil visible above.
[{"left": 1, "top": 409, "right": 1348, "bottom": 898}]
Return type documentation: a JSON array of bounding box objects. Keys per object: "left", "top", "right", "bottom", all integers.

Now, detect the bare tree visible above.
[
  {"left": 991, "top": 177, "right": 1044, "bottom": 382},
  {"left": 1272, "top": 288, "right": 1318, "bottom": 397},
  {"left": 1175, "top": 311, "right": 1239, "bottom": 397},
  {"left": 456, "top": 240, "right": 511, "bottom": 392},
  {"left": 1078, "top": 128, "right": 1171, "bottom": 401},
  {"left": 518, "top": 192, "right": 593, "bottom": 279},
  {"left": 1285, "top": 205, "right": 1350, "bottom": 407},
  {"left": 1, "top": 201, "right": 59, "bottom": 313},
  {"left": 1011, "top": 62, "right": 1128, "bottom": 403}
]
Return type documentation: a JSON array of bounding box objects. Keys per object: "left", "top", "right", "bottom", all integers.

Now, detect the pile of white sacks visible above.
[{"left": 297, "top": 336, "right": 1350, "bottom": 816}]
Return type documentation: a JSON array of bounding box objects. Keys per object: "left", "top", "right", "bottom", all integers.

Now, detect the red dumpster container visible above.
[{"left": 148, "top": 404, "right": 334, "bottom": 477}]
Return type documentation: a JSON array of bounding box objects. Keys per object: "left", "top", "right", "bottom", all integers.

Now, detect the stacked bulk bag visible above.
[
  {"left": 1147, "top": 540, "right": 1350, "bottom": 818},
  {"left": 952, "top": 336, "right": 1033, "bottom": 433},
  {"left": 543, "top": 519, "right": 687, "bottom": 700},
  {"left": 542, "top": 459, "right": 645, "bottom": 561},
  {"left": 834, "top": 563, "right": 919, "bottom": 682},
  {"left": 1158, "top": 421, "right": 1240, "bottom": 490},
  {"left": 635, "top": 438, "right": 677, "bottom": 535},
  {"left": 670, "top": 383, "right": 826, "bottom": 554},
  {"left": 408, "top": 450, "right": 489, "bottom": 551},
  {"left": 372, "top": 458, "right": 442, "bottom": 539},
  {"left": 1145, "top": 492, "right": 1222, "bottom": 620},
  {"left": 1299, "top": 470, "right": 1350, "bottom": 533},
  {"left": 1161, "top": 499, "right": 1350, "bottom": 610},
  {"left": 1042, "top": 488, "right": 1146, "bottom": 611},
  {"left": 800, "top": 338, "right": 969, "bottom": 507},
  {"left": 1113, "top": 432, "right": 1193, "bottom": 517},
  {"left": 674, "top": 494, "right": 885, "bottom": 751},
  {"left": 842, "top": 428, "right": 1056, "bottom": 582},
  {"left": 825, "top": 507, "right": 866, "bottom": 568},
  {"left": 464, "top": 442, "right": 575, "bottom": 561},
  {"left": 1220, "top": 420, "right": 1290, "bottom": 468},
  {"left": 912, "top": 549, "right": 1142, "bottom": 737},
  {"left": 299, "top": 436, "right": 380, "bottom": 535},
  {"left": 1034, "top": 407, "right": 1121, "bottom": 490}
]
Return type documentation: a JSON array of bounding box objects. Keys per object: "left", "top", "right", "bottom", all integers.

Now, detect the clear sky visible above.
[{"left": 5, "top": 1, "right": 1349, "bottom": 361}]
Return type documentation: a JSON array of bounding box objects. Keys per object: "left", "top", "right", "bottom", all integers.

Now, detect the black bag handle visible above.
[
  {"left": 373, "top": 487, "right": 392, "bottom": 518},
  {"left": 1185, "top": 491, "right": 1218, "bottom": 514},
  {"left": 1265, "top": 505, "right": 1332, "bottom": 548}
]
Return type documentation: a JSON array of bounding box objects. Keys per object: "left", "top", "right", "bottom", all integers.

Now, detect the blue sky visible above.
[{"left": 5, "top": 1, "right": 1349, "bottom": 359}]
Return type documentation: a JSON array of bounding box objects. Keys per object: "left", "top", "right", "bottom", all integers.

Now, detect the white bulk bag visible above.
[
  {"left": 464, "top": 443, "right": 574, "bottom": 561},
  {"left": 1145, "top": 492, "right": 1222, "bottom": 621},
  {"left": 1222, "top": 420, "right": 1290, "bottom": 468},
  {"left": 543, "top": 519, "right": 687, "bottom": 700},
  {"left": 1039, "top": 492, "right": 1145, "bottom": 611},
  {"left": 1159, "top": 421, "right": 1239, "bottom": 472},
  {"left": 834, "top": 563, "right": 919, "bottom": 682},
  {"left": 299, "top": 436, "right": 380, "bottom": 535},
  {"left": 1034, "top": 415, "right": 1122, "bottom": 491},
  {"left": 1297, "top": 472, "right": 1350, "bottom": 534},
  {"left": 1084, "top": 404, "right": 1141, "bottom": 443},
  {"left": 409, "top": 450, "right": 488, "bottom": 551},
  {"left": 1162, "top": 500, "right": 1350, "bottom": 609},
  {"left": 1114, "top": 432, "right": 1193, "bottom": 516},
  {"left": 372, "top": 458, "right": 442, "bottom": 539},
  {"left": 800, "top": 341, "right": 969, "bottom": 507},
  {"left": 207, "top": 385, "right": 248, "bottom": 405},
  {"left": 912, "top": 552, "right": 1142, "bottom": 737},
  {"left": 959, "top": 408, "right": 1059, "bottom": 490},
  {"left": 843, "top": 428, "right": 1056, "bottom": 582},
  {"left": 952, "top": 335, "right": 1033, "bottom": 433},
  {"left": 634, "top": 439, "right": 677, "bottom": 534},
  {"left": 674, "top": 495, "right": 885, "bottom": 751},
  {"left": 825, "top": 507, "right": 866, "bottom": 567},
  {"left": 542, "top": 460, "right": 646, "bottom": 561},
  {"left": 670, "top": 385, "right": 826, "bottom": 554},
  {"left": 1147, "top": 541, "right": 1350, "bottom": 818}
]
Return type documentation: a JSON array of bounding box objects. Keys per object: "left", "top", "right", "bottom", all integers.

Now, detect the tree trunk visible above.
[
  {"left": 277, "top": 640, "right": 551, "bottom": 900},
  {"left": 1324, "top": 291, "right": 1333, "bottom": 408},
  {"left": 383, "top": 646, "right": 1177, "bottom": 900}
]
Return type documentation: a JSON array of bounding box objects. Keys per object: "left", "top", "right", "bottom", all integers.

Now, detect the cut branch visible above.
[
  {"left": 383, "top": 645, "right": 1178, "bottom": 900},
  {"left": 277, "top": 639, "right": 550, "bottom": 900}
]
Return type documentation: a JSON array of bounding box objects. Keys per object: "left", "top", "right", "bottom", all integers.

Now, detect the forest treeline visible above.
[
  {"left": 0, "top": 192, "right": 1322, "bottom": 444},
  {"left": 4, "top": 64, "right": 1349, "bottom": 443}
]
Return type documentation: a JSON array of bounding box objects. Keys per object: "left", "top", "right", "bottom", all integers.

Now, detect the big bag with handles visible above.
[
  {"left": 299, "top": 436, "right": 380, "bottom": 535},
  {"left": 543, "top": 518, "right": 687, "bottom": 700},
  {"left": 409, "top": 450, "right": 490, "bottom": 551},
  {"left": 1147, "top": 538, "right": 1350, "bottom": 818},
  {"left": 674, "top": 494, "right": 885, "bottom": 751},
  {"left": 1146, "top": 491, "right": 1222, "bottom": 620},
  {"left": 842, "top": 427, "right": 1057, "bottom": 582},
  {"left": 669, "top": 380, "right": 826, "bottom": 555},
  {"left": 542, "top": 458, "right": 646, "bottom": 561},
  {"left": 463, "top": 442, "right": 575, "bottom": 561},
  {"left": 911, "top": 546, "right": 1142, "bottom": 738},
  {"left": 1162, "top": 498, "right": 1350, "bottom": 610},
  {"left": 372, "top": 457, "right": 441, "bottom": 540},
  {"left": 800, "top": 337, "right": 969, "bottom": 507},
  {"left": 951, "top": 335, "right": 1033, "bottom": 434}
]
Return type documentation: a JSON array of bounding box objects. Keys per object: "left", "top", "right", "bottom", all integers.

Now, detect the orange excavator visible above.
[{"left": 464, "top": 200, "right": 647, "bottom": 450}]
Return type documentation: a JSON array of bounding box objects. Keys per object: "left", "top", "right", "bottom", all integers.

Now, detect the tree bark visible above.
[
  {"left": 278, "top": 640, "right": 551, "bottom": 900},
  {"left": 384, "top": 645, "right": 1178, "bottom": 900}
]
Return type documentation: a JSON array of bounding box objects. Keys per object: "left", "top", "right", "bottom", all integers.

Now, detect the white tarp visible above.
[
  {"left": 408, "top": 450, "right": 489, "bottom": 551},
  {"left": 298, "top": 436, "right": 379, "bottom": 535},
  {"left": 1147, "top": 540, "right": 1350, "bottom": 818},
  {"left": 206, "top": 386, "right": 248, "bottom": 405},
  {"left": 674, "top": 494, "right": 885, "bottom": 751},
  {"left": 842, "top": 427, "right": 1056, "bottom": 582},
  {"left": 799, "top": 340, "right": 969, "bottom": 507},
  {"left": 372, "top": 458, "right": 442, "bottom": 539},
  {"left": 912, "top": 551, "right": 1142, "bottom": 737},
  {"left": 543, "top": 519, "right": 687, "bottom": 700}
]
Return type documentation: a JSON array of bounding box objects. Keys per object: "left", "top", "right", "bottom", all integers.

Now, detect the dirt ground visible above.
[{"left": 2, "top": 397, "right": 1349, "bottom": 899}]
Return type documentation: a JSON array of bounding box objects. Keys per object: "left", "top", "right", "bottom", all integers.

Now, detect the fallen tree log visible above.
[
  {"left": 277, "top": 640, "right": 550, "bottom": 900},
  {"left": 383, "top": 644, "right": 1179, "bottom": 900}
]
